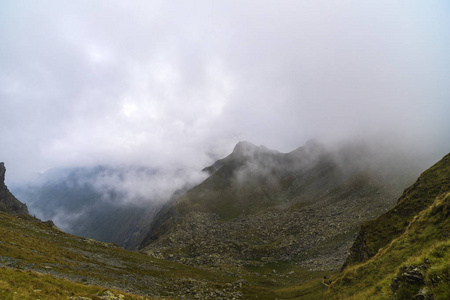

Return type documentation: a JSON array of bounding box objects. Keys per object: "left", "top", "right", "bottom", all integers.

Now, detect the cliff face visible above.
[{"left": 0, "top": 162, "right": 29, "bottom": 215}]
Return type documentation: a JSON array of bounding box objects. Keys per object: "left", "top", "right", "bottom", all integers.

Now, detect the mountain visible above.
[
  {"left": 326, "top": 153, "right": 450, "bottom": 299},
  {"left": 0, "top": 162, "right": 349, "bottom": 299},
  {"left": 0, "top": 162, "right": 29, "bottom": 215},
  {"left": 0, "top": 162, "right": 278, "bottom": 299},
  {"left": 1, "top": 149, "right": 447, "bottom": 299},
  {"left": 0, "top": 181, "right": 247, "bottom": 299},
  {"left": 10, "top": 166, "right": 165, "bottom": 249},
  {"left": 139, "top": 140, "right": 419, "bottom": 272}
]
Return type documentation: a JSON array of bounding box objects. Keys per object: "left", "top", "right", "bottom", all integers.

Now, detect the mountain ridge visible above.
[
  {"left": 139, "top": 140, "right": 418, "bottom": 272},
  {"left": 0, "top": 148, "right": 448, "bottom": 299}
]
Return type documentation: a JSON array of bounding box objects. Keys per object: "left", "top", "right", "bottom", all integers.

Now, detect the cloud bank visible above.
[{"left": 1, "top": 0, "right": 449, "bottom": 183}]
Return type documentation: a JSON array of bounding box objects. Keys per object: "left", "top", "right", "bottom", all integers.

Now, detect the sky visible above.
[{"left": 1, "top": 0, "right": 450, "bottom": 183}]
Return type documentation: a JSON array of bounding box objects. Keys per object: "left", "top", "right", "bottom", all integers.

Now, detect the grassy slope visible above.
[
  {"left": 4, "top": 151, "right": 446, "bottom": 299},
  {"left": 325, "top": 193, "right": 449, "bottom": 299},
  {"left": 344, "top": 153, "right": 450, "bottom": 266},
  {"left": 0, "top": 267, "right": 147, "bottom": 300},
  {"left": 325, "top": 153, "right": 450, "bottom": 299},
  {"left": 0, "top": 211, "right": 231, "bottom": 298},
  {"left": 0, "top": 210, "right": 336, "bottom": 299}
]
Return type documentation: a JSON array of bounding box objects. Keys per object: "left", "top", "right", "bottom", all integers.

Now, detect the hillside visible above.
[
  {"left": 326, "top": 153, "right": 450, "bottom": 299},
  {"left": 3, "top": 205, "right": 351, "bottom": 299},
  {"left": 1, "top": 151, "right": 447, "bottom": 299},
  {"left": 0, "top": 208, "right": 251, "bottom": 299},
  {"left": 140, "top": 141, "right": 418, "bottom": 272},
  {"left": 0, "top": 161, "right": 333, "bottom": 299}
]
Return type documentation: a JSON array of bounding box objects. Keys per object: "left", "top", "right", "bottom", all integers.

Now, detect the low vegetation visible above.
[
  {"left": 0, "top": 210, "right": 336, "bottom": 299},
  {"left": 344, "top": 153, "right": 450, "bottom": 267},
  {"left": 0, "top": 267, "right": 146, "bottom": 300},
  {"left": 326, "top": 153, "right": 450, "bottom": 299}
]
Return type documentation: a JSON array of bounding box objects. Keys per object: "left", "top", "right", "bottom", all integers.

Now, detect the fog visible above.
[
  {"left": 9, "top": 164, "right": 204, "bottom": 247},
  {"left": 1, "top": 0, "right": 449, "bottom": 191}
]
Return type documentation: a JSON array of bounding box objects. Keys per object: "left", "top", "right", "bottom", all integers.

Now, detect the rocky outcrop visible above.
[
  {"left": 389, "top": 263, "right": 428, "bottom": 294},
  {"left": 0, "top": 162, "right": 29, "bottom": 215}
]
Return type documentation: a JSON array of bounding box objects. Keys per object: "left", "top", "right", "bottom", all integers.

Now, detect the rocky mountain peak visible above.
[
  {"left": 0, "top": 162, "right": 6, "bottom": 188},
  {"left": 231, "top": 141, "right": 275, "bottom": 159},
  {"left": 202, "top": 141, "right": 274, "bottom": 175},
  {"left": 0, "top": 162, "right": 29, "bottom": 215},
  {"left": 141, "top": 140, "right": 421, "bottom": 272},
  {"left": 232, "top": 141, "right": 261, "bottom": 154}
]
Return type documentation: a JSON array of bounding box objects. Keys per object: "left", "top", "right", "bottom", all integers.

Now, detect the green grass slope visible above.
[
  {"left": 344, "top": 153, "right": 450, "bottom": 267},
  {"left": 326, "top": 153, "right": 450, "bottom": 299}
]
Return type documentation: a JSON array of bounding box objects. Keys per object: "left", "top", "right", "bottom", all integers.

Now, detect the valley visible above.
[
  {"left": 2, "top": 1, "right": 448, "bottom": 299},
  {"left": 0, "top": 142, "right": 448, "bottom": 299}
]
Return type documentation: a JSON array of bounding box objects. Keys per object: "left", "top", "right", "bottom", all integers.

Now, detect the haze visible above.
[{"left": 1, "top": 0, "right": 449, "bottom": 184}]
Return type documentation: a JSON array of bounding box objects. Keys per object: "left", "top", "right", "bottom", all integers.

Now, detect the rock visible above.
[
  {"left": 415, "top": 286, "right": 432, "bottom": 300},
  {"left": 0, "top": 162, "right": 29, "bottom": 215},
  {"left": 233, "top": 279, "right": 248, "bottom": 288},
  {"left": 98, "top": 290, "right": 124, "bottom": 299},
  {"left": 390, "top": 264, "right": 427, "bottom": 292}
]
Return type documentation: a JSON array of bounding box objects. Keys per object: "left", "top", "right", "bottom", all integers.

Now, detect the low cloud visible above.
[
  {"left": 10, "top": 164, "right": 208, "bottom": 240},
  {"left": 1, "top": 0, "right": 449, "bottom": 186},
  {"left": 90, "top": 166, "right": 208, "bottom": 206}
]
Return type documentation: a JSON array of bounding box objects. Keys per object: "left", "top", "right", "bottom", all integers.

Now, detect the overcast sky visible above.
[{"left": 1, "top": 0, "right": 449, "bottom": 183}]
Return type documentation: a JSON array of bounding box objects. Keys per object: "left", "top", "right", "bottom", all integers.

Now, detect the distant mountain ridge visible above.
[
  {"left": 10, "top": 165, "right": 165, "bottom": 249},
  {"left": 140, "top": 140, "right": 419, "bottom": 271}
]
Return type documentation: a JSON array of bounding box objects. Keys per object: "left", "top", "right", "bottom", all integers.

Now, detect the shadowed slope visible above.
[
  {"left": 327, "top": 153, "right": 450, "bottom": 299},
  {"left": 343, "top": 152, "right": 450, "bottom": 268}
]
